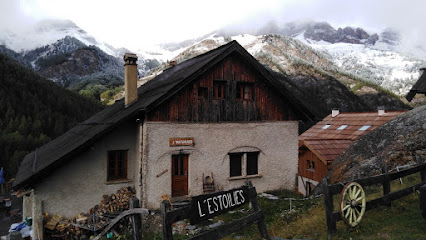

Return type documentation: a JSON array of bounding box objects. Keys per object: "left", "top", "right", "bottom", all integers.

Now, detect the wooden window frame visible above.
[
  {"left": 213, "top": 80, "right": 227, "bottom": 99},
  {"left": 107, "top": 150, "right": 128, "bottom": 181},
  {"left": 236, "top": 82, "right": 254, "bottom": 101},
  {"left": 306, "top": 159, "right": 315, "bottom": 172}
]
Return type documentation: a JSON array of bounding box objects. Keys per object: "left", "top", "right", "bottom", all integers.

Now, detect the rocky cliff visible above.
[{"left": 329, "top": 105, "right": 426, "bottom": 183}]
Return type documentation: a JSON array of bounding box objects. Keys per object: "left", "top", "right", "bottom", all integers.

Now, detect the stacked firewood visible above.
[
  {"left": 44, "top": 186, "right": 136, "bottom": 239},
  {"left": 90, "top": 186, "right": 136, "bottom": 215}
]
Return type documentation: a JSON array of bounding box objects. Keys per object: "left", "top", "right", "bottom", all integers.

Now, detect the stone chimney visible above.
[
  {"left": 168, "top": 60, "right": 177, "bottom": 68},
  {"left": 332, "top": 109, "right": 340, "bottom": 118},
  {"left": 124, "top": 53, "right": 138, "bottom": 106},
  {"left": 378, "top": 106, "right": 385, "bottom": 116}
]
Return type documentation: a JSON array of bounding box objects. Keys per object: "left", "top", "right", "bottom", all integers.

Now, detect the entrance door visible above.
[
  {"left": 306, "top": 182, "right": 314, "bottom": 196},
  {"left": 172, "top": 154, "right": 188, "bottom": 197}
]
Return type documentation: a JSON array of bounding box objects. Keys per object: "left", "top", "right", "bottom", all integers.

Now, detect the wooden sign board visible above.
[
  {"left": 169, "top": 137, "right": 195, "bottom": 147},
  {"left": 189, "top": 186, "right": 249, "bottom": 224}
]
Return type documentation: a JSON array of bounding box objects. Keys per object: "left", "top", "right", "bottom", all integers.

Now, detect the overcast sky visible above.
[{"left": 1, "top": 0, "right": 425, "bottom": 50}]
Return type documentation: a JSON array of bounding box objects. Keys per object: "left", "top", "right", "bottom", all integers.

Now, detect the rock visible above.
[
  {"left": 208, "top": 220, "right": 224, "bottom": 229},
  {"left": 329, "top": 105, "right": 426, "bottom": 183},
  {"left": 258, "top": 193, "right": 279, "bottom": 200},
  {"left": 186, "top": 225, "right": 197, "bottom": 230}
]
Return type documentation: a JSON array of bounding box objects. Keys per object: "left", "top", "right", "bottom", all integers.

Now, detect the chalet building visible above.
[
  {"left": 406, "top": 68, "right": 426, "bottom": 102},
  {"left": 297, "top": 109, "right": 406, "bottom": 196},
  {"left": 12, "top": 40, "right": 314, "bottom": 237}
]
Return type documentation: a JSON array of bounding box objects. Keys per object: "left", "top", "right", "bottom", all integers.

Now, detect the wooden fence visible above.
[
  {"left": 92, "top": 198, "right": 147, "bottom": 240},
  {"left": 323, "top": 162, "right": 426, "bottom": 237},
  {"left": 161, "top": 181, "right": 270, "bottom": 240}
]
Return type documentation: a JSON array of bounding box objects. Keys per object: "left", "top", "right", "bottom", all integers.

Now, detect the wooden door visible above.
[{"left": 172, "top": 154, "right": 188, "bottom": 197}]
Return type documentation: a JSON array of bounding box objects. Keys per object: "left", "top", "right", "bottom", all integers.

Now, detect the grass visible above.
[
  {"left": 114, "top": 174, "right": 425, "bottom": 240},
  {"left": 220, "top": 173, "right": 426, "bottom": 240}
]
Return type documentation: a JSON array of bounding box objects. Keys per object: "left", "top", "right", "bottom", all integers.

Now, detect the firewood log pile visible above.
[{"left": 44, "top": 186, "right": 136, "bottom": 239}]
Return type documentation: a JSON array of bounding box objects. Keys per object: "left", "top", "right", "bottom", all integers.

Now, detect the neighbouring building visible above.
[
  {"left": 406, "top": 68, "right": 426, "bottom": 102},
  {"left": 12, "top": 40, "right": 314, "bottom": 238},
  {"left": 297, "top": 109, "right": 406, "bottom": 196}
]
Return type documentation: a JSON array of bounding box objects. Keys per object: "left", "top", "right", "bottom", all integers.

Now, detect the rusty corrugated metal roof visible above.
[{"left": 299, "top": 111, "right": 406, "bottom": 165}]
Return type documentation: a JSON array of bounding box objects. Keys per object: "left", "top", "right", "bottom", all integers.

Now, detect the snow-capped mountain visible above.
[
  {"left": 204, "top": 20, "right": 425, "bottom": 96},
  {"left": 288, "top": 22, "right": 425, "bottom": 95},
  {"left": 0, "top": 18, "right": 423, "bottom": 101},
  {"left": 0, "top": 19, "right": 119, "bottom": 57},
  {"left": 0, "top": 19, "right": 161, "bottom": 92}
]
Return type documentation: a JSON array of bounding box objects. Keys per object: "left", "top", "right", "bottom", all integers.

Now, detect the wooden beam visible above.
[
  {"left": 92, "top": 208, "right": 149, "bottom": 240},
  {"left": 189, "top": 211, "right": 263, "bottom": 240}
]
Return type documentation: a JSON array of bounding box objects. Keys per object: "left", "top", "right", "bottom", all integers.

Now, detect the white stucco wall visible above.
[
  {"left": 298, "top": 176, "right": 319, "bottom": 196},
  {"left": 142, "top": 121, "right": 298, "bottom": 209},
  {"left": 29, "top": 121, "right": 138, "bottom": 219}
]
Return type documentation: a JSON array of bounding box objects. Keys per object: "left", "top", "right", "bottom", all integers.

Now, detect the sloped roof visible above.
[
  {"left": 301, "top": 139, "right": 352, "bottom": 165},
  {"left": 299, "top": 111, "right": 406, "bottom": 165},
  {"left": 406, "top": 68, "right": 426, "bottom": 102},
  {"left": 13, "top": 40, "right": 314, "bottom": 190}
]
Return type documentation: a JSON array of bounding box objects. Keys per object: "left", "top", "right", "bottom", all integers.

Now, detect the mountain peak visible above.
[{"left": 34, "top": 19, "right": 81, "bottom": 33}]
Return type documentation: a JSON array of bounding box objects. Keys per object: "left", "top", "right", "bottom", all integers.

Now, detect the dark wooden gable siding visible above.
[
  {"left": 298, "top": 147, "right": 327, "bottom": 182},
  {"left": 147, "top": 53, "right": 297, "bottom": 122}
]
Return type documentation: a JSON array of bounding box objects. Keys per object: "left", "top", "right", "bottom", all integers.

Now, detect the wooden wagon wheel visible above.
[{"left": 339, "top": 182, "right": 366, "bottom": 227}]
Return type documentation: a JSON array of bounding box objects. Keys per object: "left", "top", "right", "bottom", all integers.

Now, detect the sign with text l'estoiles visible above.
[
  {"left": 189, "top": 186, "right": 249, "bottom": 224},
  {"left": 169, "top": 137, "right": 195, "bottom": 147}
]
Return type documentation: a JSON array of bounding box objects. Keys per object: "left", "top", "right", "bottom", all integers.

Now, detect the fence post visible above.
[
  {"left": 421, "top": 167, "right": 426, "bottom": 183},
  {"left": 323, "top": 177, "right": 336, "bottom": 238},
  {"left": 130, "top": 197, "right": 142, "bottom": 240},
  {"left": 246, "top": 181, "right": 270, "bottom": 240},
  {"left": 382, "top": 167, "right": 391, "bottom": 208},
  {"left": 161, "top": 200, "right": 173, "bottom": 240}
]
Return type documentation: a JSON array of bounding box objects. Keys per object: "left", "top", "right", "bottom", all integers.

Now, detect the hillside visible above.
[
  {"left": 329, "top": 105, "right": 426, "bottom": 183},
  {"left": 0, "top": 52, "right": 103, "bottom": 180},
  {"left": 0, "top": 20, "right": 160, "bottom": 99}
]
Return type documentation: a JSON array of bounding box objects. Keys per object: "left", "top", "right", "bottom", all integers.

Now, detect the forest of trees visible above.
[{"left": 0, "top": 52, "right": 103, "bottom": 181}]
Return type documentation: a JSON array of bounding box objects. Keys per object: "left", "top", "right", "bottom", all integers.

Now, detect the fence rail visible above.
[
  {"left": 161, "top": 181, "right": 270, "bottom": 240},
  {"left": 323, "top": 162, "right": 426, "bottom": 237}
]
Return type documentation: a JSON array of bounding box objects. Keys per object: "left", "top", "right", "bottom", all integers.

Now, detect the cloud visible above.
[
  {"left": 1, "top": 0, "right": 425, "bottom": 50},
  {"left": 0, "top": 1, "right": 36, "bottom": 32}
]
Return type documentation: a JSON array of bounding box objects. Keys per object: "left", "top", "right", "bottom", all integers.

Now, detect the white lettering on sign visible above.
[
  {"left": 169, "top": 138, "right": 195, "bottom": 147},
  {"left": 196, "top": 189, "right": 246, "bottom": 218}
]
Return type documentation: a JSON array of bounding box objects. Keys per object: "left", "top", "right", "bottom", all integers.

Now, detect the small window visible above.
[
  {"left": 246, "top": 152, "right": 259, "bottom": 175},
  {"left": 213, "top": 81, "right": 226, "bottom": 99},
  {"left": 107, "top": 150, "right": 128, "bottom": 181},
  {"left": 236, "top": 83, "right": 253, "bottom": 100},
  {"left": 322, "top": 124, "right": 331, "bottom": 129},
  {"left": 230, "top": 154, "right": 242, "bottom": 177},
  {"left": 229, "top": 152, "right": 259, "bottom": 177},
  {"left": 337, "top": 124, "right": 348, "bottom": 130},
  {"left": 198, "top": 87, "right": 208, "bottom": 99},
  {"left": 306, "top": 160, "right": 315, "bottom": 171},
  {"left": 358, "top": 125, "right": 371, "bottom": 131}
]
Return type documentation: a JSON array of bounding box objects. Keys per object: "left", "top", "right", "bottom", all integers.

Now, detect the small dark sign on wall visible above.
[
  {"left": 190, "top": 186, "right": 249, "bottom": 224},
  {"left": 169, "top": 137, "right": 195, "bottom": 147}
]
